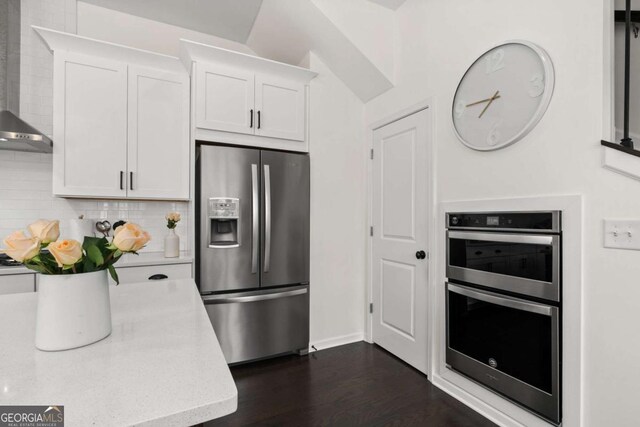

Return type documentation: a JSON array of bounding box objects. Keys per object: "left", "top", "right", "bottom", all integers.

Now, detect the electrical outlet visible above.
[{"left": 604, "top": 220, "right": 640, "bottom": 250}]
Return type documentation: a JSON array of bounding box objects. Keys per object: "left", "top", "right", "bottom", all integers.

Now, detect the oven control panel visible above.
[{"left": 447, "top": 211, "right": 560, "bottom": 232}]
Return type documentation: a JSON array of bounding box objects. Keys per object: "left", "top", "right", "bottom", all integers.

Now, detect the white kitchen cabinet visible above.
[
  {"left": 53, "top": 52, "right": 128, "bottom": 198},
  {"left": 128, "top": 65, "right": 190, "bottom": 199},
  {"left": 255, "top": 75, "right": 305, "bottom": 141},
  {"left": 181, "top": 40, "right": 317, "bottom": 152},
  {"left": 0, "top": 274, "right": 35, "bottom": 295},
  {"left": 196, "top": 64, "right": 255, "bottom": 135},
  {"left": 108, "top": 263, "right": 192, "bottom": 286},
  {"left": 37, "top": 28, "right": 190, "bottom": 200}
]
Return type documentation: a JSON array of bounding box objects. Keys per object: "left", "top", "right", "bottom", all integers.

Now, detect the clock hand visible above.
[
  {"left": 478, "top": 90, "right": 500, "bottom": 119},
  {"left": 466, "top": 95, "right": 502, "bottom": 107}
]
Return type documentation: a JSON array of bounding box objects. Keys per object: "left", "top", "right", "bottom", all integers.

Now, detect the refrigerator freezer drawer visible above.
[{"left": 203, "top": 285, "right": 309, "bottom": 364}]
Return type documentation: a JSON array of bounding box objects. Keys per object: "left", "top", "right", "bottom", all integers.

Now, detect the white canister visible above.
[
  {"left": 35, "top": 270, "right": 112, "bottom": 351},
  {"left": 68, "top": 218, "right": 96, "bottom": 242}
]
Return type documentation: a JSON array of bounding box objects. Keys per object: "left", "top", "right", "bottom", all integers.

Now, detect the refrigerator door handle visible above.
[
  {"left": 251, "top": 164, "right": 259, "bottom": 274},
  {"left": 264, "top": 164, "right": 272, "bottom": 273},
  {"left": 202, "top": 287, "right": 308, "bottom": 304}
]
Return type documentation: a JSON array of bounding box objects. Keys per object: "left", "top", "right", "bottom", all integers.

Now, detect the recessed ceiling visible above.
[{"left": 78, "top": 0, "right": 263, "bottom": 43}]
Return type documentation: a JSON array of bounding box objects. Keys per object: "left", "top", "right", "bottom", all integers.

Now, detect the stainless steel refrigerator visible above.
[{"left": 196, "top": 144, "right": 310, "bottom": 364}]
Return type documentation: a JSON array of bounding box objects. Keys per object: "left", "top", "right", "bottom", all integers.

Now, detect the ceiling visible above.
[
  {"left": 367, "top": 0, "right": 406, "bottom": 10},
  {"left": 78, "top": 0, "right": 263, "bottom": 43}
]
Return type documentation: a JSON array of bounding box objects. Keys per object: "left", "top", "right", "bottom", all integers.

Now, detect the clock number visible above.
[
  {"left": 529, "top": 73, "right": 545, "bottom": 97},
  {"left": 486, "top": 122, "right": 502, "bottom": 146},
  {"left": 485, "top": 49, "right": 505, "bottom": 74},
  {"left": 454, "top": 99, "right": 466, "bottom": 119}
]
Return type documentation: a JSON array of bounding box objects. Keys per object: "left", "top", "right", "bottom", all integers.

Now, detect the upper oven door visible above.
[{"left": 447, "top": 230, "right": 560, "bottom": 301}]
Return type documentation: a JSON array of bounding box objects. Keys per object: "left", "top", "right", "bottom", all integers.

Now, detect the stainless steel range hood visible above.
[
  {"left": 0, "top": 110, "right": 52, "bottom": 153},
  {"left": 0, "top": 0, "right": 52, "bottom": 153}
]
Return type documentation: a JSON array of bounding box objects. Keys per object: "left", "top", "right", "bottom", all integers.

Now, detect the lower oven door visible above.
[{"left": 446, "top": 282, "right": 560, "bottom": 424}]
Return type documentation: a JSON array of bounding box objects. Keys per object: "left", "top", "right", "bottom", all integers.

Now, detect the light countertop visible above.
[
  {"left": 0, "top": 279, "right": 237, "bottom": 426},
  {"left": 116, "top": 251, "right": 193, "bottom": 268},
  {"left": 0, "top": 251, "right": 193, "bottom": 276}
]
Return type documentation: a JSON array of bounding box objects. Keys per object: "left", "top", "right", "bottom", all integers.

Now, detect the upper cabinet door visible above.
[
  {"left": 196, "top": 64, "right": 255, "bottom": 135},
  {"left": 53, "top": 52, "right": 128, "bottom": 198},
  {"left": 127, "top": 66, "right": 190, "bottom": 200},
  {"left": 255, "top": 75, "right": 306, "bottom": 142}
]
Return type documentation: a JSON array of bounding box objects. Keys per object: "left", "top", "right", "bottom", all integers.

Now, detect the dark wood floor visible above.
[{"left": 206, "top": 342, "right": 496, "bottom": 427}]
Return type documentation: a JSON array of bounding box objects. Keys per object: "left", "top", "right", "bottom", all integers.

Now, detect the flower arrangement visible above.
[
  {"left": 166, "top": 212, "right": 181, "bottom": 229},
  {"left": 0, "top": 219, "right": 151, "bottom": 284}
]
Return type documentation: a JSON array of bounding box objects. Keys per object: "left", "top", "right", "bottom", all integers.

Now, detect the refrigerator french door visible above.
[{"left": 196, "top": 144, "right": 310, "bottom": 364}]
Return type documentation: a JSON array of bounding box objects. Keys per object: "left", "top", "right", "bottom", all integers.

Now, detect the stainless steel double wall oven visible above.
[{"left": 445, "top": 211, "right": 561, "bottom": 425}]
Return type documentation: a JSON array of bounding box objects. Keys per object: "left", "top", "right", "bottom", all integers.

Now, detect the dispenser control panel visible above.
[{"left": 208, "top": 198, "right": 239, "bottom": 219}]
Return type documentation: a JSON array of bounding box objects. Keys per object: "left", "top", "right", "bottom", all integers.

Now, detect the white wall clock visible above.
[{"left": 452, "top": 40, "right": 555, "bottom": 151}]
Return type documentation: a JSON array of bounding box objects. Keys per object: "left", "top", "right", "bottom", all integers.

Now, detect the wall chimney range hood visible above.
[
  {"left": 0, "top": 110, "right": 52, "bottom": 153},
  {"left": 0, "top": 1, "right": 52, "bottom": 153}
]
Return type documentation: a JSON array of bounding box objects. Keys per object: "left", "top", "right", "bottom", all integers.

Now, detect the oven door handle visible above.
[
  {"left": 447, "top": 283, "right": 553, "bottom": 316},
  {"left": 447, "top": 230, "right": 554, "bottom": 246}
]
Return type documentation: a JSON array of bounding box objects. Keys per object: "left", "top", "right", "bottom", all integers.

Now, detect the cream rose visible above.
[
  {"left": 47, "top": 239, "right": 83, "bottom": 267},
  {"left": 166, "top": 212, "right": 181, "bottom": 222},
  {"left": 1, "top": 231, "right": 41, "bottom": 263},
  {"left": 28, "top": 219, "right": 60, "bottom": 244},
  {"left": 113, "top": 223, "right": 151, "bottom": 252}
]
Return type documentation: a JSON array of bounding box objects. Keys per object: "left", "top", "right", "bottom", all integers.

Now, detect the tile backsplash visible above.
[{"left": 0, "top": 150, "right": 190, "bottom": 252}]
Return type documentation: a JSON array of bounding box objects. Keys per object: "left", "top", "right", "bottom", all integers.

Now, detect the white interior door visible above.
[
  {"left": 372, "top": 108, "right": 430, "bottom": 374},
  {"left": 127, "top": 65, "right": 190, "bottom": 200}
]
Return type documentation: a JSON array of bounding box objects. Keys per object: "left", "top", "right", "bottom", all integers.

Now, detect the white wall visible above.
[
  {"left": 363, "top": 0, "right": 639, "bottom": 426},
  {"left": 19, "top": 0, "right": 76, "bottom": 137},
  {"left": 311, "top": 0, "right": 396, "bottom": 82},
  {"left": 307, "top": 52, "right": 367, "bottom": 348},
  {"left": 0, "top": 0, "right": 8, "bottom": 110},
  {"left": 76, "top": 2, "right": 256, "bottom": 57}
]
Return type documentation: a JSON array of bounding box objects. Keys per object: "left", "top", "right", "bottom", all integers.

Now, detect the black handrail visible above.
[{"left": 622, "top": 0, "right": 634, "bottom": 148}]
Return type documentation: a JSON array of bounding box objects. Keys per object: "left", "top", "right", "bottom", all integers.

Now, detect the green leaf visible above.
[
  {"left": 83, "top": 236, "right": 103, "bottom": 248},
  {"left": 108, "top": 264, "right": 119, "bottom": 285},
  {"left": 24, "top": 263, "right": 48, "bottom": 274},
  {"left": 83, "top": 256, "right": 96, "bottom": 273},
  {"left": 86, "top": 244, "right": 104, "bottom": 266}
]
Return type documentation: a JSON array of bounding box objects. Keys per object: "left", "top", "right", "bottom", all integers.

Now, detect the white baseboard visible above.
[
  {"left": 310, "top": 332, "right": 364, "bottom": 351},
  {"left": 431, "top": 374, "right": 524, "bottom": 427}
]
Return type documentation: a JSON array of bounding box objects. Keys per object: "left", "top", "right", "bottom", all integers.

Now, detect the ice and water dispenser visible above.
[{"left": 207, "top": 198, "right": 240, "bottom": 248}]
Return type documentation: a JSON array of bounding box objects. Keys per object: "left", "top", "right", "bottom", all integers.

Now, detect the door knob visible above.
[{"left": 416, "top": 250, "right": 426, "bottom": 260}]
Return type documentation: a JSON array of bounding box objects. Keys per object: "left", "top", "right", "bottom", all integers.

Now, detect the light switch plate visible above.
[{"left": 604, "top": 219, "right": 640, "bottom": 250}]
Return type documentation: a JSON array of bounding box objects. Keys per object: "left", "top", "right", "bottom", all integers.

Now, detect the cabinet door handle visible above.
[
  {"left": 120, "top": 171, "right": 124, "bottom": 190},
  {"left": 148, "top": 274, "right": 168, "bottom": 280},
  {"left": 250, "top": 109, "right": 254, "bottom": 128},
  {"left": 257, "top": 110, "right": 261, "bottom": 129},
  {"left": 130, "top": 172, "right": 134, "bottom": 190}
]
